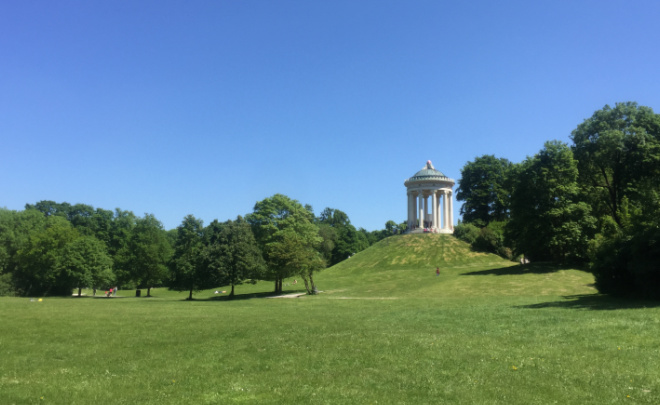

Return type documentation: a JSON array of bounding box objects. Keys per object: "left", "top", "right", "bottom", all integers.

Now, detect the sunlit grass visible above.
[{"left": 1, "top": 234, "right": 659, "bottom": 404}]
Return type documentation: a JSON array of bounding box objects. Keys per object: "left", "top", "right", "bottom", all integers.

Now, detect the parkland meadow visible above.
[{"left": 1, "top": 234, "right": 659, "bottom": 404}]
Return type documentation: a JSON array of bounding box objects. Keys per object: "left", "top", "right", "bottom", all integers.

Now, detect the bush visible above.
[
  {"left": 455, "top": 221, "right": 513, "bottom": 260},
  {"left": 0, "top": 272, "right": 15, "bottom": 296},
  {"left": 453, "top": 223, "right": 479, "bottom": 245},
  {"left": 591, "top": 222, "right": 660, "bottom": 299}
]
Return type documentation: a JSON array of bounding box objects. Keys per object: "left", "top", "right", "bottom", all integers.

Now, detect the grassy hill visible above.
[{"left": 315, "top": 234, "right": 596, "bottom": 299}]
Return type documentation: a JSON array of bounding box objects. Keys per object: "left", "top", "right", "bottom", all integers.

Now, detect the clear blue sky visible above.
[{"left": 2, "top": 0, "right": 660, "bottom": 231}]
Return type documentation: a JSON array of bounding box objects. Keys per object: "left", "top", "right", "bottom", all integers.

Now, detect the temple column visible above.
[
  {"left": 448, "top": 191, "right": 453, "bottom": 230},
  {"left": 444, "top": 191, "right": 449, "bottom": 229},
  {"left": 407, "top": 192, "right": 413, "bottom": 230},
  {"left": 418, "top": 193, "right": 424, "bottom": 229},
  {"left": 435, "top": 190, "right": 441, "bottom": 230},
  {"left": 431, "top": 191, "right": 438, "bottom": 230},
  {"left": 423, "top": 193, "right": 429, "bottom": 228}
]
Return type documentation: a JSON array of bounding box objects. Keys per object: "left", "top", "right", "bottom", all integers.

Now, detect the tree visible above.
[
  {"left": 456, "top": 155, "right": 514, "bottom": 226},
  {"left": 571, "top": 102, "right": 660, "bottom": 227},
  {"left": 121, "top": 214, "right": 172, "bottom": 297},
  {"left": 58, "top": 236, "right": 114, "bottom": 297},
  {"left": 266, "top": 225, "right": 324, "bottom": 294},
  {"left": 317, "top": 208, "right": 369, "bottom": 265},
  {"left": 506, "top": 141, "right": 596, "bottom": 262},
  {"left": 203, "top": 217, "right": 265, "bottom": 297},
  {"left": 14, "top": 216, "right": 79, "bottom": 295},
  {"left": 108, "top": 209, "right": 137, "bottom": 286},
  {"left": 247, "top": 194, "right": 322, "bottom": 293},
  {"left": 169, "top": 215, "right": 206, "bottom": 300}
]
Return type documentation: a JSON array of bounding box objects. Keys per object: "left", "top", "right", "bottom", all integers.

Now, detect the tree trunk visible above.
[
  {"left": 301, "top": 275, "right": 311, "bottom": 294},
  {"left": 147, "top": 286, "right": 152, "bottom": 297},
  {"left": 230, "top": 284, "right": 235, "bottom": 297},
  {"left": 188, "top": 287, "right": 193, "bottom": 301},
  {"left": 309, "top": 273, "right": 316, "bottom": 294}
]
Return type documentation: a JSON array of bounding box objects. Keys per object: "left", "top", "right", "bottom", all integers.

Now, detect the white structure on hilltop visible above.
[{"left": 404, "top": 160, "right": 455, "bottom": 234}]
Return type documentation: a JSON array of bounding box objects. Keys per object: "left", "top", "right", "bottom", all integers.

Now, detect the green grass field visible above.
[{"left": 2, "top": 234, "right": 659, "bottom": 404}]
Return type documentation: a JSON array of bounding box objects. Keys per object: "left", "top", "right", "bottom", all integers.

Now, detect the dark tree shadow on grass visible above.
[
  {"left": 461, "top": 262, "right": 574, "bottom": 276},
  {"left": 194, "top": 290, "right": 307, "bottom": 302},
  {"left": 516, "top": 294, "right": 660, "bottom": 310}
]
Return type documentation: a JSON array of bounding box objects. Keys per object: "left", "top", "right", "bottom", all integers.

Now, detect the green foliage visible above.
[
  {"left": 507, "top": 141, "right": 596, "bottom": 263},
  {"left": 317, "top": 207, "right": 370, "bottom": 265},
  {"left": 452, "top": 222, "right": 512, "bottom": 260},
  {"left": 456, "top": 155, "right": 514, "bottom": 225},
  {"left": 169, "top": 215, "right": 207, "bottom": 299},
  {"left": 453, "top": 222, "right": 480, "bottom": 245},
  {"left": 14, "top": 216, "right": 80, "bottom": 296},
  {"left": 202, "top": 217, "right": 265, "bottom": 297},
  {"left": 120, "top": 214, "right": 172, "bottom": 297},
  {"left": 571, "top": 102, "right": 660, "bottom": 227},
  {"left": 590, "top": 211, "right": 660, "bottom": 299},
  {"left": 247, "top": 194, "right": 323, "bottom": 292},
  {"left": 58, "top": 236, "right": 114, "bottom": 296}
]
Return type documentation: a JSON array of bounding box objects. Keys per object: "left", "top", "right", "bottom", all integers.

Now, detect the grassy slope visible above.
[
  {"left": 1, "top": 234, "right": 659, "bottom": 404},
  {"left": 316, "top": 234, "right": 595, "bottom": 299}
]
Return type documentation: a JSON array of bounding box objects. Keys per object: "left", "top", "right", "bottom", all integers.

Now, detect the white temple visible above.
[{"left": 404, "top": 160, "right": 455, "bottom": 234}]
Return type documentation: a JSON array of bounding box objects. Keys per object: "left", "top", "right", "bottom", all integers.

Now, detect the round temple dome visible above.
[{"left": 404, "top": 160, "right": 453, "bottom": 185}]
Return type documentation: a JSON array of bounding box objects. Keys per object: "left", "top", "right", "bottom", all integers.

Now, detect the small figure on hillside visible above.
[
  {"left": 436, "top": 267, "right": 440, "bottom": 276},
  {"left": 293, "top": 279, "right": 297, "bottom": 285},
  {"left": 113, "top": 286, "right": 117, "bottom": 296}
]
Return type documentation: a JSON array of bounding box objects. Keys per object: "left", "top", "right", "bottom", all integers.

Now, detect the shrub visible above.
[
  {"left": 591, "top": 222, "right": 660, "bottom": 299},
  {"left": 453, "top": 223, "right": 479, "bottom": 245}
]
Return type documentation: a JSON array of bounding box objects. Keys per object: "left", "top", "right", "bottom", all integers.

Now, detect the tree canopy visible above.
[{"left": 456, "top": 155, "right": 514, "bottom": 226}]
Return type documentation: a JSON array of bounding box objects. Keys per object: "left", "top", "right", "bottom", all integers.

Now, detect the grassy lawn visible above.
[{"left": 1, "top": 234, "right": 659, "bottom": 404}]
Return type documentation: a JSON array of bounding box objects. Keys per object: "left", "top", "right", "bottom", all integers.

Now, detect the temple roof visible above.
[{"left": 406, "top": 160, "right": 452, "bottom": 182}]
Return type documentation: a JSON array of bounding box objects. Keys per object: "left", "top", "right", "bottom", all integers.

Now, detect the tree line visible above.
[
  {"left": 454, "top": 102, "right": 660, "bottom": 299},
  {"left": 0, "top": 196, "right": 402, "bottom": 298}
]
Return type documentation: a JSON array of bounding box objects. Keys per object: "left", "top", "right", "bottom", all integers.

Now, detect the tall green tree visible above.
[
  {"left": 203, "top": 217, "right": 265, "bottom": 297},
  {"left": 266, "top": 225, "right": 324, "bottom": 294},
  {"left": 507, "top": 141, "right": 596, "bottom": 262},
  {"left": 169, "top": 215, "right": 206, "bottom": 300},
  {"left": 456, "top": 155, "right": 514, "bottom": 226},
  {"left": 571, "top": 102, "right": 660, "bottom": 227},
  {"left": 0, "top": 209, "right": 48, "bottom": 295},
  {"left": 14, "top": 216, "right": 79, "bottom": 295},
  {"left": 247, "top": 194, "right": 322, "bottom": 293},
  {"left": 108, "top": 209, "right": 137, "bottom": 285},
  {"left": 58, "top": 236, "right": 114, "bottom": 297},
  {"left": 120, "top": 214, "right": 172, "bottom": 297}
]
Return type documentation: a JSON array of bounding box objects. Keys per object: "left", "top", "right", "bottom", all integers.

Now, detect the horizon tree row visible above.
[{"left": 0, "top": 198, "right": 402, "bottom": 297}]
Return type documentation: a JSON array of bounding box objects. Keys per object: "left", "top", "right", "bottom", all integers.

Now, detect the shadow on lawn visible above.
[
  {"left": 516, "top": 294, "right": 660, "bottom": 310},
  {"left": 461, "top": 262, "right": 567, "bottom": 276},
  {"left": 197, "top": 290, "right": 307, "bottom": 302}
]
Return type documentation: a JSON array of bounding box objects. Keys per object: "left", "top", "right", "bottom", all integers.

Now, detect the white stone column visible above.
[
  {"left": 435, "top": 190, "right": 442, "bottom": 230},
  {"left": 422, "top": 195, "right": 429, "bottom": 228},
  {"left": 443, "top": 190, "right": 449, "bottom": 230},
  {"left": 435, "top": 190, "right": 441, "bottom": 230},
  {"left": 448, "top": 191, "right": 454, "bottom": 230},
  {"left": 431, "top": 191, "right": 438, "bottom": 230},
  {"left": 407, "top": 192, "right": 413, "bottom": 230},
  {"left": 418, "top": 193, "right": 424, "bottom": 229}
]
